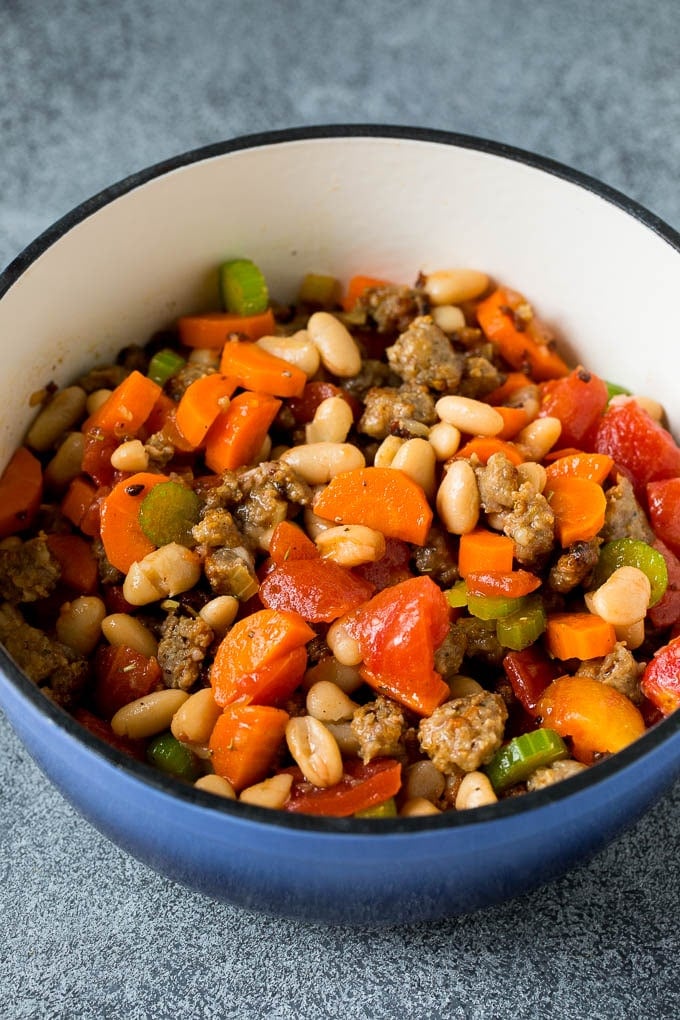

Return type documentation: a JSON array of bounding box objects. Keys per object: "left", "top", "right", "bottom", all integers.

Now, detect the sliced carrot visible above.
[
  {"left": 485, "top": 372, "right": 534, "bottom": 405},
  {"left": 544, "top": 452, "right": 614, "bottom": 485},
  {"left": 342, "top": 274, "right": 390, "bottom": 312},
  {"left": 458, "top": 529, "right": 515, "bottom": 578},
  {"left": 174, "top": 373, "right": 237, "bottom": 448},
  {"left": 219, "top": 340, "right": 307, "bottom": 398},
  {"left": 177, "top": 308, "right": 276, "bottom": 348},
  {"left": 535, "top": 674, "right": 645, "bottom": 764},
  {"left": 209, "top": 704, "right": 290, "bottom": 792},
  {"left": 268, "top": 519, "right": 319, "bottom": 565},
  {"left": 0, "top": 446, "right": 43, "bottom": 538},
  {"left": 204, "top": 390, "right": 282, "bottom": 473},
  {"left": 99, "top": 472, "right": 166, "bottom": 572},
  {"left": 83, "top": 370, "right": 162, "bottom": 437},
  {"left": 547, "top": 475, "right": 607, "bottom": 546},
  {"left": 545, "top": 612, "right": 616, "bottom": 661},
  {"left": 455, "top": 436, "right": 525, "bottom": 465},
  {"left": 210, "top": 608, "right": 315, "bottom": 707},
  {"left": 543, "top": 446, "right": 587, "bottom": 462},
  {"left": 476, "top": 287, "right": 569, "bottom": 381},
  {"left": 465, "top": 568, "right": 541, "bottom": 599},
  {"left": 46, "top": 533, "right": 99, "bottom": 594},
  {"left": 313, "top": 466, "right": 433, "bottom": 546},
  {"left": 495, "top": 405, "right": 531, "bottom": 440},
  {"left": 60, "top": 475, "right": 97, "bottom": 531}
]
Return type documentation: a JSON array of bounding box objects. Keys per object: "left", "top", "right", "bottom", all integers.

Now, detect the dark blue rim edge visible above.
[{"left": 1, "top": 123, "right": 680, "bottom": 836}]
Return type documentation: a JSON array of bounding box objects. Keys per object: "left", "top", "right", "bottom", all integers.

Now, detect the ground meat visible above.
[
  {"left": 450, "top": 616, "right": 505, "bottom": 667},
  {"left": 157, "top": 612, "right": 214, "bottom": 691},
  {"left": 601, "top": 474, "right": 655, "bottom": 543},
  {"left": 526, "top": 758, "right": 588, "bottom": 792},
  {"left": 0, "top": 602, "right": 88, "bottom": 707},
  {"left": 351, "top": 696, "right": 408, "bottom": 763},
  {"left": 203, "top": 547, "right": 259, "bottom": 599},
  {"left": 433, "top": 626, "right": 467, "bottom": 680},
  {"left": 355, "top": 284, "right": 428, "bottom": 334},
  {"left": 192, "top": 508, "right": 245, "bottom": 549},
  {"left": 144, "top": 430, "right": 176, "bottom": 468},
  {"left": 418, "top": 692, "right": 507, "bottom": 774},
  {"left": 502, "top": 486, "right": 555, "bottom": 568},
  {"left": 208, "top": 461, "right": 312, "bottom": 549},
  {"left": 548, "top": 538, "right": 601, "bottom": 593},
  {"left": 412, "top": 525, "right": 460, "bottom": 587},
  {"left": 166, "top": 362, "right": 216, "bottom": 401},
  {"left": 386, "top": 316, "right": 463, "bottom": 392},
  {"left": 92, "top": 537, "right": 124, "bottom": 586},
  {"left": 76, "top": 363, "right": 128, "bottom": 393},
  {"left": 0, "top": 537, "right": 61, "bottom": 604},
  {"left": 341, "top": 359, "right": 395, "bottom": 401},
  {"left": 575, "top": 641, "right": 644, "bottom": 704},
  {"left": 359, "top": 384, "right": 437, "bottom": 439},
  {"left": 475, "top": 453, "right": 520, "bottom": 513},
  {"left": 457, "top": 354, "right": 504, "bottom": 400}
]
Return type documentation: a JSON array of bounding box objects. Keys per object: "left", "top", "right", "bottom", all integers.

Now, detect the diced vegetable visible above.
[
  {"left": 495, "top": 595, "right": 546, "bottom": 650},
  {"left": 485, "top": 728, "right": 568, "bottom": 792},
  {"left": 465, "top": 568, "right": 541, "bottom": 599},
  {"left": 545, "top": 612, "right": 616, "bottom": 660},
  {"left": 146, "top": 732, "right": 202, "bottom": 782},
  {"left": 219, "top": 258, "right": 269, "bottom": 316},
  {"left": 592, "top": 538, "right": 668, "bottom": 607},
  {"left": 219, "top": 340, "right": 307, "bottom": 398},
  {"left": 503, "top": 646, "right": 559, "bottom": 714},
  {"left": 174, "top": 373, "right": 237, "bottom": 448},
  {"left": 544, "top": 452, "right": 614, "bottom": 485},
  {"left": 341, "top": 274, "right": 390, "bottom": 312},
  {"left": 640, "top": 636, "right": 680, "bottom": 716},
  {"left": 177, "top": 309, "right": 276, "bottom": 347},
  {"left": 284, "top": 758, "right": 402, "bottom": 816},
  {"left": 457, "top": 529, "right": 514, "bottom": 578},
  {"left": 354, "top": 797, "right": 398, "bottom": 819},
  {"left": 138, "top": 480, "right": 200, "bottom": 548},
  {"left": 647, "top": 477, "right": 680, "bottom": 559},
  {"left": 83, "top": 370, "right": 161, "bottom": 436},
  {"left": 0, "top": 446, "right": 43, "bottom": 538},
  {"left": 454, "top": 436, "right": 524, "bottom": 465},
  {"left": 268, "top": 520, "right": 319, "bottom": 565},
  {"left": 476, "top": 287, "right": 569, "bottom": 381},
  {"left": 546, "top": 476, "right": 607, "bottom": 546},
  {"left": 298, "top": 272, "right": 342, "bottom": 308},
  {"left": 45, "top": 533, "right": 99, "bottom": 594},
  {"left": 99, "top": 472, "right": 167, "bottom": 573},
  {"left": 259, "top": 558, "right": 374, "bottom": 623},
  {"left": 92, "top": 644, "right": 162, "bottom": 719},
  {"left": 594, "top": 398, "right": 680, "bottom": 502},
  {"left": 204, "top": 390, "right": 282, "bottom": 473},
  {"left": 467, "top": 592, "right": 528, "bottom": 621},
  {"left": 539, "top": 367, "right": 609, "bottom": 450},
  {"left": 209, "top": 704, "right": 290, "bottom": 792},
  {"left": 147, "top": 348, "right": 186, "bottom": 386}
]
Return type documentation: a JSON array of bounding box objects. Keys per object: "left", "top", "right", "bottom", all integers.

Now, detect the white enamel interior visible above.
[{"left": 1, "top": 134, "right": 678, "bottom": 462}]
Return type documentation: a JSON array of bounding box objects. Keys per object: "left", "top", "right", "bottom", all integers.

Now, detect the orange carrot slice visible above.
[{"left": 177, "top": 309, "right": 276, "bottom": 347}]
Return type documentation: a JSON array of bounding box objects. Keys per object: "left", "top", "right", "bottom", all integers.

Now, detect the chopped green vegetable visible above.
[
  {"left": 495, "top": 595, "right": 546, "bottom": 650},
  {"left": 298, "top": 272, "right": 342, "bottom": 308},
  {"left": 138, "top": 480, "right": 200, "bottom": 547},
  {"left": 446, "top": 581, "right": 469, "bottom": 609},
  {"left": 485, "top": 728, "right": 568, "bottom": 793},
  {"left": 219, "top": 258, "right": 269, "bottom": 316},
  {"left": 467, "top": 592, "right": 527, "bottom": 621},
  {"left": 606, "top": 381, "right": 632, "bottom": 401},
  {"left": 592, "top": 537, "right": 668, "bottom": 607},
  {"left": 354, "top": 797, "right": 398, "bottom": 819},
  {"left": 146, "top": 732, "right": 202, "bottom": 782},
  {"left": 147, "top": 348, "right": 186, "bottom": 386}
]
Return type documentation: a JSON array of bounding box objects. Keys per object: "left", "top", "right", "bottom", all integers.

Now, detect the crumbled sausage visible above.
[
  {"left": 450, "top": 616, "right": 506, "bottom": 667},
  {"left": 341, "top": 359, "right": 395, "bottom": 401},
  {"left": 207, "top": 461, "right": 312, "bottom": 549},
  {"left": 203, "top": 547, "right": 259, "bottom": 600},
  {"left": 351, "top": 696, "right": 408, "bottom": 763},
  {"left": 548, "top": 538, "right": 601, "bottom": 593},
  {"left": 526, "top": 759, "right": 588, "bottom": 792},
  {"left": 475, "top": 452, "right": 520, "bottom": 513},
  {"left": 0, "top": 537, "right": 61, "bottom": 604},
  {"left": 157, "top": 612, "right": 214, "bottom": 691},
  {"left": 92, "top": 537, "right": 124, "bottom": 586},
  {"left": 76, "top": 363, "right": 128, "bottom": 393},
  {"left": 502, "top": 486, "right": 555, "bottom": 568},
  {"left": 0, "top": 602, "right": 88, "bottom": 707},
  {"left": 412, "top": 525, "right": 460, "bottom": 588},
  {"left": 386, "top": 317, "right": 463, "bottom": 392},
  {"left": 166, "top": 362, "right": 216, "bottom": 401},
  {"left": 418, "top": 692, "right": 508, "bottom": 774},
  {"left": 359, "top": 384, "right": 437, "bottom": 439},
  {"left": 575, "top": 641, "right": 644, "bottom": 704},
  {"left": 192, "top": 508, "right": 245, "bottom": 549},
  {"left": 433, "top": 626, "right": 467, "bottom": 680},
  {"left": 144, "top": 430, "right": 176, "bottom": 468},
  {"left": 457, "top": 354, "right": 505, "bottom": 400},
  {"left": 601, "top": 474, "right": 655, "bottom": 543},
  {"left": 355, "top": 284, "right": 428, "bottom": 334}
]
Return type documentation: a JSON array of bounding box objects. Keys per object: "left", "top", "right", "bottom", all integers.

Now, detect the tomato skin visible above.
[
  {"left": 259, "top": 559, "right": 375, "bottom": 623},
  {"left": 92, "top": 644, "right": 162, "bottom": 719},
  {"left": 287, "top": 381, "right": 360, "bottom": 426},
  {"left": 593, "top": 399, "right": 680, "bottom": 502},
  {"left": 284, "top": 758, "right": 402, "bottom": 816},
  {"left": 648, "top": 539, "right": 680, "bottom": 630},
  {"left": 503, "top": 647, "right": 559, "bottom": 715},
  {"left": 641, "top": 636, "right": 680, "bottom": 715},
  {"left": 73, "top": 707, "right": 147, "bottom": 760},
  {"left": 647, "top": 478, "right": 680, "bottom": 559},
  {"left": 539, "top": 367, "right": 608, "bottom": 449},
  {"left": 354, "top": 538, "right": 414, "bottom": 591},
  {"left": 81, "top": 429, "right": 120, "bottom": 487}
]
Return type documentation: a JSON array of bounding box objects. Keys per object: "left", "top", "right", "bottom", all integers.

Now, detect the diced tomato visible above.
[
  {"left": 503, "top": 646, "right": 559, "bottom": 715},
  {"left": 284, "top": 758, "right": 402, "bottom": 816},
  {"left": 640, "top": 636, "right": 680, "bottom": 715},
  {"left": 92, "top": 644, "right": 162, "bottom": 719},
  {"left": 81, "top": 429, "right": 120, "bottom": 487},
  {"left": 648, "top": 539, "right": 680, "bottom": 630},
  {"left": 73, "top": 707, "right": 147, "bottom": 760},
  {"left": 593, "top": 399, "right": 680, "bottom": 503},
  {"left": 45, "top": 533, "right": 99, "bottom": 594},
  {"left": 539, "top": 367, "right": 609, "bottom": 450},
  {"left": 353, "top": 538, "right": 414, "bottom": 590},
  {"left": 286, "top": 381, "right": 360, "bottom": 425},
  {"left": 647, "top": 478, "right": 680, "bottom": 559},
  {"left": 259, "top": 558, "right": 375, "bottom": 623}
]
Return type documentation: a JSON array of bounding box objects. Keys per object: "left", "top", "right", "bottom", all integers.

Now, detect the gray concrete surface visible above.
[{"left": 1, "top": 1, "right": 680, "bottom": 1017}]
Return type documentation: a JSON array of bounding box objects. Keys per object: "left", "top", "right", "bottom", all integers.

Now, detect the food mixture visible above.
[{"left": 1, "top": 259, "right": 679, "bottom": 818}]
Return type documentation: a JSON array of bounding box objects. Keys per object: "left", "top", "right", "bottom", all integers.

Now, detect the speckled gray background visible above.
[{"left": 2, "top": 1, "right": 680, "bottom": 1017}]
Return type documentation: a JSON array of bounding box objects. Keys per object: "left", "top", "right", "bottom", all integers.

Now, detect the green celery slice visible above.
[
  {"left": 354, "top": 797, "right": 398, "bottom": 819},
  {"left": 592, "top": 538, "right": 668, "bottom": 607},
  {"left": 446, "top": 580, "right": 469, "bottom": 608},
  {"left": 138, "top": 480, "right": 200, "bottom": 548},
  {"left": 147, "top": 348, "right": 186, "bottom": 386},
  {"left": 496, "top": 595, "right": 546, "bottom": 650},
  {"left": 467, "top": 592, "right": 527, "bottom": 621},
  {"left": 147, "top": 732, "right": 202, "bottom": 782},
  {"left": 298, "top": 272, "right": 342, "bottom": 308},
  {"left": 606, "top": 381, "right": 632, "bottom": 401},
  {"left": 485, "top": 728, "right": 568, "bottom": 792},
  {"left": 219, "top": 258, "right": 269, "bottom": 316}
]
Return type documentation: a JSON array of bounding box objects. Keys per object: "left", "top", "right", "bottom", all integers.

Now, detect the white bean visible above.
[
  {"left": 44, "top": 432, "right": 85, "bottom": 489},
  {"left": 436, "top": 460, "right": 480, "bottom": 535},
  {"left": 257, "top": 330, "right": 321, "bottom": 377},
  {"left": 281, "top": 442, "right": 365, "bottom": 485},
  {"left": 455, "top": 771, "right": 498, "bottom": 810},
  {"left": 400, "top": 797, "right": 442, "bottom": 817},
  {"left": 285, "top": 716, "right": 344, "bottom": 788},
  {"left": 110, "top": 439, "right": 149, "bottom": 472},
  {"left": 56, "top": 596, "right": 106, "bottom": 656},
  {"left": 431, "top": 304, "right": 466, "bottom": 333},
  {"left": 307, "top": 311, "right": 362, "bottom": 377},
  {"left": 27, "top": 386, "right": 88, "bottom": 451},
  {"left": 239, "top": 773, "right": 293, "bottom": 809},
  {"left": 428, "top": 421, "right": 461, "bottom": 461},
  {"left": 101, "top": 613, "right": 159, "bottom": 657},
  {"left": 305, "top": 680, "right": 358, "bottom": 723},
  {"left": 403, "top": 761, "right": 446, "bottom": 803},
  {"left": 171, "top": 687, "right": 222, "bottom": 745},
  {"left": 194, "top": 774, "right": 236, "bottom": 799},
  {"left": 516, "top": 461, "right": 547, "bottom": 494},
  {"left": 111, "top": 689, "right": 189, "bottom": 740},
  {"left": 86, "top": 389, "right": 112, "bottom": 416},
  {"left": 516, "top": 416, "right": 562, "bottom": 461},
  {"left": 123, "top": 543, "right": 202, "bottom": 606},
  {"left": 198, "top": 595, "right": 239, "bottom": 636},
  {"left": 391, "top": 438, "right": 436, "bottom": 499},
  {"left": 448, "top": 675, "right": 485, "bottom": 698},
  {"left": 435, "top": 395, "right": 504, "bottom": 437},
  {"left": 373, "top": 435, "right": 404, "bottom": 468},
  {"left": 315, "top": 524, "right": 386, "bottom": 567},
  {"left": 584, "top": 566, "right": 651, "bottom": 628},
  {"left": 303, "top": 657, "right": 364, "bottom": 694},
  {"left": 326, "top": 618, "right": 363, "bottom": 666},
  {"left": 305, "top": 395, "right": 354, "bottom": 444},
  {"left": 423, "top": 268, "right": 489, "bottom": 305}
]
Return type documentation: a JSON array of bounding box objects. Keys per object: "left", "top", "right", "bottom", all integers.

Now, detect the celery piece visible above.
[
  {"left": 496, "top": 595, "right": 546, "bottom": 650},
  {"left": 298, "top": 272, "right": 342, "bottom": 309},
  {"left": 138, "top": 480, "right": 200, "bottom": 548},
  {"left": 467, "top": 592, "right": 527, "bottom": 621},
  {"left": 606, "top": 381, "right": 632, "bottom": 401},
  {"left": 592, "top": 537, "right": 668, "bottom": 607},
  {"left": 485, "top": 728, "right": 568, "bottom": 793},
  {"left": 354, "top": 798, "right": 398, "bottom": 819},
  {"left": 446, "top": 580, "right": 469, "bottom": 609},
  {"left": 219, "top": 258, "right": 269, "bottom": 316},
  {"left": 147, "top": 348, "right": 185, "bottom": 386},
  {"left": 147, "top": 732, "right": 202, "bottom": 783}
]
